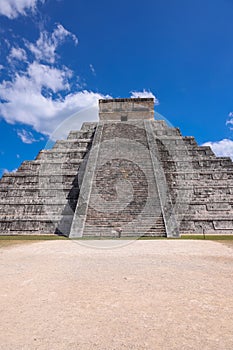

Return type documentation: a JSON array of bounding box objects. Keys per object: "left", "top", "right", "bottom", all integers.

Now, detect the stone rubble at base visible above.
[{"left": 0, "top": 98, "right": 233, "bottom": 237}]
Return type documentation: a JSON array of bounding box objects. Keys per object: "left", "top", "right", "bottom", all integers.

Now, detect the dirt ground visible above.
[{"left": 0, "top": 240, "right": 233, "bottom": 350}]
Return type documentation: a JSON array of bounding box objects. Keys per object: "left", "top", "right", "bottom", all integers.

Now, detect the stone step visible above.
[
  {"left": 1, "top": 110, "right": 233, "bottom": 237},
  {"left": 52, "top": 139, "right": 92, "bottom": 149},
  {"left": 67, "top": 130, "right": 96, "bottom": 140},
  {"left": 0, "top": 118, "right": 94, "bottom": 235},
  {"left": 72, "top": 120, "right": 168, "bottom": 238},
  {"left": 176, "top": 213, "right": 233, "bottom": 220},
  {"left": 83, "top": 225, "right": 166, "bottom": 237},
  {"left": 37, "top": 151, "right": 87, "bottom": 161}
]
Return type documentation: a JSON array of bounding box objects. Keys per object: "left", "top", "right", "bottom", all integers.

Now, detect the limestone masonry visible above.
[{"left": 0, "top": 98, "right": 233, "bottom": 237}]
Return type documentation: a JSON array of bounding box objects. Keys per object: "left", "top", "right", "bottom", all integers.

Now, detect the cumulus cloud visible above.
[
  {"left": 0, "top": 0, "right": 44, "bottom": 19},
  {"left": 26, "top": 24, "right": 78, "bottom": 64},
  {"left": 17, "top": 129, "right": 37, "bottom": 143},
  {"left": 0, "top": 61, "right": 72, "bottom": 109},
  {"left": 8, "top": 47, "right": 27, "bottom": 62},
  {"left": 28, "top": 61, "right": 72, "bottom": 92},
  {"left": 0, "top": 24, "right": 107, "bottom": 139},
  {"left": 202, "top": 139, "right": 233, "bottom": 160},
  {"left": 130, "top": 89, "right": 159, "bottom": 105},
  {"left": 0, "top": 72, "right": 107, "bottom": 136}
]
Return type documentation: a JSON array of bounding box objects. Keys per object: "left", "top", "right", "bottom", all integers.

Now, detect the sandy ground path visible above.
[{"left": 0, "top": 240, "right": 233, "bottom": 350}]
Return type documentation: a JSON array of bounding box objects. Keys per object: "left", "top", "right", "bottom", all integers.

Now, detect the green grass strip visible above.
[
  {"left": 0, "top": 235, "right": 68, "bottom": 240},
  {"left": 0, "top": 234, "right": 233, "bottom": 241}
]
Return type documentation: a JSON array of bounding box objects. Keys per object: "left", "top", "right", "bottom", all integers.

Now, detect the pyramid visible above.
[{"left": 0, "top": 98, "right": 233, "bottom": 237}]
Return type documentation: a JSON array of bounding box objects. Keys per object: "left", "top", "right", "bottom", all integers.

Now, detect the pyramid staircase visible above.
[
  {"left": 70, "top": 120, "right": 169, "bottom": 238},
  {"left": 0, "top": 97, "right": 233, "bottom": 236}
]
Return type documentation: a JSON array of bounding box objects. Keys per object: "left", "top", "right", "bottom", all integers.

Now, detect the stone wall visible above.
[
  {"left": 0, "top": 123, "right": 96, "bottom": 235},
  {"left": 152, "top": 121, "right": 233, "bottom": 235},
  {"left": 99, "top": 98, "right": 154, "bottom": 121}
]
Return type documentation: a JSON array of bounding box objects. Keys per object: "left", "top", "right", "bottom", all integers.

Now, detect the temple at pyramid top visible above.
[{"left": 99, "top": 97, "right": 155, "bottom": 121}]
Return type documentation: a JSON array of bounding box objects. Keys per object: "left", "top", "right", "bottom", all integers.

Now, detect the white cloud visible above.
[
  {"left": 0, "top": 72, "right": 108, "bottom": 136},
  {"left": 8, "top": 47, "right": 27, "bottom": 62},
  {"left": 0, "top": 24, "right": 107, "bottom": 140},
  {"left": 0, "top": 0, "right": 44, "bottom": 19},
  {"left": 89, "top": 64, "right": 96, "bottom": 76},
  {"left": 2, "top": 168, "right": 18, "bottom": 174},
  {"left": 0, "top": 62, "right": 73, "bottom": 114},
  {"left": 26, "top": 24, "right": 78, "bottom": 64},
  {"left": 53, "top": 23, "right": 78, "bottom": 45},
  {"left": 28, "top": 61, "right": 72, "bottom": 92},
  {"left": 17, "top": 129, "right": 37, "bottom": 143},
  {"left": 202, "top": 139, "right": 233, "bottom": 160},
  {"left": 226, "top": 114, "right": 233, "bottom": 130},
  {"left": 130, "top": 89, "right": 159, "bottom": 105}
]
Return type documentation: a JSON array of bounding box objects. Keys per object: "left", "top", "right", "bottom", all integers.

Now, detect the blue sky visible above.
[{"left": 0, "top": 0, "right": 233, "bottom": 177}]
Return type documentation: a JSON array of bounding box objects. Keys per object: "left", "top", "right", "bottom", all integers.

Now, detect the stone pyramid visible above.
[{"left": 0, "top": 98, "right": 233, "bottom": 237}]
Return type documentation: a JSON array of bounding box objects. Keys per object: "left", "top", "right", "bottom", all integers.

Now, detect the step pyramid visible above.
[{"left": 0, "top": 98, "right": 233, "bottom": 237}]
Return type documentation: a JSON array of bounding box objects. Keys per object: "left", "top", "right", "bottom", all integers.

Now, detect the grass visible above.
[
  {"left": 180, "top": 235, "right": 233, "bottom": 241},
  {"left": 1, "top": 234, "right": 233, "bottom": 241},
  {"left": 0, "top": 234, "right": 233, "bottom": 249},
  {"left": 0, "top": 235, "right": 67, "bottom": 240},
  {"left": 0, "top": 235, "right": 68, "bottom": 248}
]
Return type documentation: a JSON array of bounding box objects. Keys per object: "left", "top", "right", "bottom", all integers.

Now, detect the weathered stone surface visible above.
[
  {"left": 0, "top": 123, "right": 97, "bottom": 235},
  {"left": 0, "top": 98, "right": 233, "bottom": 236},
  {"left": 99, "top": 98, "right": 154, "bottom": 121}
]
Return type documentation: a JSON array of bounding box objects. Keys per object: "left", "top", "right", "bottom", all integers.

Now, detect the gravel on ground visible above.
[{"left": 0, "top": 239, "right": 233, "bottom": 350}]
